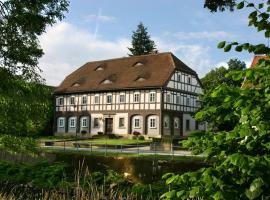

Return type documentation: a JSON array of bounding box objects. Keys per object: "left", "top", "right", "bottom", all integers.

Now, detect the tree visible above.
[
  {"left": 204, "top": 0, "right": 236, "bottom": 12},
  {"left": 0, "top": 0, "right": 69, "bottom": 81},
  {"left": 128, "top": 22, "right": 157, "bottom": 56},
  {"left": 162, "top": 1, "right": 270, "bottom": 199},
  {"left": 228, "top": 58, "right": 246, "bottom": 71}
]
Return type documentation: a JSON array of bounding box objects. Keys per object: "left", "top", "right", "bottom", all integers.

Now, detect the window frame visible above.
[
  {"left": 119, "top": 94, "right": 125, "bottom": 103},
  {"left": 134, "top": 118, "right": 140, "bottom": 128},
  {"left": 149, "top": 117, "right": 156, "bottom": 129},
  {"left": 177, "top": 74, "right": 181, "bottom": 82},
  {"left": 58, "top": 117, "right": 65, "bottom": 128},
  {"left": 82, "top": 95, "right": 87, "bottom": 105},
  {"left": 149, "top": 92, "right": 156, "bottom": 103},
  {"left": 186, "top": 97, "right": 190, "bottom": 106},
  {"left": 176, "top": 95, "right": 180, "bottom": 104},
  {"left": 106, "top": 94, "right": 112, "bottom": 104},
  {"left": 94, "top": 95, "right": 100, "bottom": 104},
  {"left": 174, "top": 118, "right": 179, "bottom": 128},
  {"left": 81, "top": 117, "right": 88, "bottom": 128},
  {"left": 93, "top": 118, "right": 99, "bottom": 128},
  {"left": 134, "top": 93, "right": 140, "bottom": 103},
  {"left": 166, "top": 94, "right": 171, "bottom": 103},
  {"left": 119, "top": 117, "right": 125, "bottom": 128},
  {"left": 69, "top": 117, "right": 76, "bottom": 128},
  {"left": 58, "top": 97, "right": 64, "bottom": 106},
  {"left": 70, "top": 96, "right": 75, "bottom": 105}
]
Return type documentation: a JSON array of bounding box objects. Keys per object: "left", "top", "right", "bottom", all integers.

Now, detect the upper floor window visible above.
[
  {"left": 82, "top": 96, "right": 87, "bottom": 105},
  {"left": 70, "top": 96, "right": 75, "bottom": 105},
  {"left": 58, "top": 97, "right": 64, "bottom": 106},
  {"left": 187, "top": 77, "right": 191, "bottom": 84},
  {"left": 69, "top": 117, "right": 76, "bottom": 128},
  {"left": 186, "top": 97, "right": 190, "bottom": 106},
  {"left": 119, "top": 94, "right": 125, "bottom": 103},
  {"left": 94, "top": 95, "right": 99, "bottom": 104},
  {"left": 177, "top": 74, "right": 181, "bottom": 82},
  {"left": 134, "top": 93, "right": 140, "bottom": 103},
  {"left": 166, "top": 94, "right": 171, "bottom": 103},
  {"left": 107, "top": 94, "right": 112, "bottom": 104},
  {"left": 176, "top": 95, "right": 180, "bottom": 104},
  {"left": 149, "top": 92, "right": 156, "bottom": 103}
]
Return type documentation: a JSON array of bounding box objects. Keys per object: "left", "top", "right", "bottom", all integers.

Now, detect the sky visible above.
[{"left": 38, "top": 0, "right": 267, "bottom": 86}]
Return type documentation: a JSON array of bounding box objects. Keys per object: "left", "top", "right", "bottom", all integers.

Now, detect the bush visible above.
[
  {"left": 138, "top": 135, "right": 145, "bottom": 140},
  {"left": 132, "top": 135, "right": 138, "bottom": 140}
]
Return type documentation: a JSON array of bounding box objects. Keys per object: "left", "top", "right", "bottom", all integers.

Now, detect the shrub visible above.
[
  {"left": 132, "top": 135, "right": 138, "bottom": 140},
  {"left": 138, "top": 135, "right": 145, "bottom": 140}
]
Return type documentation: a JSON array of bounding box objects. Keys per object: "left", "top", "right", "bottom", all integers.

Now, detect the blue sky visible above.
[{"left": 39, "top": 0, "right": 266, "bottom": 86}]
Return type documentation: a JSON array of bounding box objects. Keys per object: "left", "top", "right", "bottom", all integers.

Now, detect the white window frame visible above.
[
  {"left": 69, "top": 117, "right": 76, "bottom": 128},
  {"left": 166, "top": 94, "right": 171, "bottom": 103},
  {"left": 119, "top": 94, "right": 125, "bottom": 103},
  {"left": 58, "top": 97, "right": 64, "bottom": 106},
  {"left": 93, "top": 118, "right": 99, "bottom": 128},
  {"left": 177, "top": 74, "right": 181, "bottom": 82},
  {"left": 107, "top": 94, "right": 112, "bottom": 104},
  {"left": 134, "top": 118, "right": 140, "bottom": 128},
  {"left": 119, "top": 117, "right": 125, "bottom": 128},
  {"left": 82, "top": 95, "right": 87, "bottom": 105},
  {"left": 81, "top": 117, "right": 88, "bottom": 128},
  {"left": 134, "top": 93, "right": 140, "bottom": 103},
  {"left": 174, "top": 118, "right": 179, "bottom": 128},
  {"left": 58, "top": 117, "right": 65, "bottom": 128},
  {"left": 70, "top": 96, "right": 75, "bottom": 105},
  {"left": 149, "top": 117, "right": 156, "bottom": 129},
  {"left": 149, "top": 92, "right": 156, "bottom": 103},
  {"left": 94, "top": 95, "right": 99, "bottom": 104}
]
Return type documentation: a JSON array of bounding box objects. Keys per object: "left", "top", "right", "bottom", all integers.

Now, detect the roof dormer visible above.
[
  {"left": 133, "top": 62, "right": 144, "bottom": 67},
  {"left": 101, "top": 79, "right": 113, "bottom": 84},
  {"left": 135, "top": 77, "right": 146, "bottom": 82}
]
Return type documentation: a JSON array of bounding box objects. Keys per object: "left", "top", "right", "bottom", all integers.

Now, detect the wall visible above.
[{"left": 114, "top": 113, "right": 129, "bottom": 135}]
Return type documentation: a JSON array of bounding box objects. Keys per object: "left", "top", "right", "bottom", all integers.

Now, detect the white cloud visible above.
[
  {"left": 173, "top": 31, "right": 234, "bottom": 40},
  {"left": 39, "top": 22, "right": 129, "bottom": 86},
  {"left": 39, "top": 22, "right": 214, "bottom": 86}
]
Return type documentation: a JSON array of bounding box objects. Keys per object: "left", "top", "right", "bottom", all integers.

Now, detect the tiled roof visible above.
[{"left": 54, "top": 52, "right": 198, "bottom": 94}]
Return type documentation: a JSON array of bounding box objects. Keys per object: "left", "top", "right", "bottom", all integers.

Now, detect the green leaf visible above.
[
  {"left": 224, "top": 44, "right": 232, "bottom": 52},
  {"left": 218, "top": 41, "right": 226, "bottom": 49},
  {"left": 258, "top": 3, "right": 264, "bottom": 9},
  {"left": 235, "top": 45, "right": 243, "bottom": 52},
  {"left": 247, "top": 3, "right": 254, "bottom": 7},
  {"left": 237, "top": 1, "right": 245, "bottom": 9},
  {"left": 245, "top": 178, "right": 264, "bottom": 200}
]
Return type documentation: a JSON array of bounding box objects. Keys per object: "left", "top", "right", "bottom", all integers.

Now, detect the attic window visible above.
[
  {"left": 101, "top": 79, "right": 113, "bottom": 84},
  {"left": 72, "top": 83, "right": 80, "bottom": 87},
  {"left": 135, "top": 77, "right": 146, "bottom": 82},
  {"left": 133, "top": 62, "right": 143, "bottom": 67},
  {"left": 95, "top": 66, "right": 104, "bottom": 71}
]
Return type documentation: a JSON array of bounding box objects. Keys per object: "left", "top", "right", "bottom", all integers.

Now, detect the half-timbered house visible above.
[{"left": 53, "top": 52, "right": 206, "bottom": 138}]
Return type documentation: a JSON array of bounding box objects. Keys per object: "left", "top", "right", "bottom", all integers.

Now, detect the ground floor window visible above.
[
  {"left": 119, "top": 117, "right": 125, "bottom": 128},
  {"left": 164, "top": 116, "right": 169, "bottom": 128},
  {"left": 93, "top": 118, "right": 99, "bottom": 128},
  {"left": 134, "top": 118, "right": 140, "bottom": 128},
  {"left": 82, "top": 117, "right": 88, "bottom": 127},
  {"left": 69, "top": 117, "right": 76, "bottom": 128},
  {"left": 186, "top": 119, "right": 190, "bottom": 131},
  {"left": 58, "top": 118, "right": 65, "bottom": 127},
  {"left": 149, "top": 118, "right": 156, "bottom": 128},
  {"left": 174, "top": 118, "right": 179, "bottom": 128}
]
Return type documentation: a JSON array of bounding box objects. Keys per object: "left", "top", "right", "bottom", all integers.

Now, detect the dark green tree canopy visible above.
[
  {"left": 0, "top": 0, "right": 69, "bottom": 81},
  {"left": 204, "top": 0, "right": 236, "bottom": 12},
  {"left": 128, "top": 22, "right": 157, "bottom": 56}
]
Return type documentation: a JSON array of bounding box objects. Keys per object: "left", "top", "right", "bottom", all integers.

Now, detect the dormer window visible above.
[
  {"left": 95, "top": 66, "right": 104, "bottom": 71},
  {"left": 135, "top": 77, "right": 146, "bottom": 82},
  {"left": 101, "top": 79, "right": 112, "bottom": 84},
  {"left": 72, "top": 83, "right": 80, "bottom": 87},
  {"left": 133, "top": 62, "right": 143, "bottom": 67}
]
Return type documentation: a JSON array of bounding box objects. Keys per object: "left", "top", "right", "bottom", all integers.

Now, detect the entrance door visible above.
[{"left": 105, "top": 118, "right": 113, "bottom": 134}]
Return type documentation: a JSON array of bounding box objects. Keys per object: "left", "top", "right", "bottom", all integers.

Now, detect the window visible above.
[
  {"left": 166, "top": 94, "right": 171, "bottom": 103},
  {"left": 187, "top": 77, "right": 191, "bottom": 84},
  {"left": 176, "top": 96, "right": 180, "bottom": 104},
  {"left": 82, "top": 117, "right": 88, "bottom": 127},
  {"left": 149, "top": 92, "right": 156, "bottom": 103},
  {"left": 58, "top": 97, "right": 64, "bottom": 106},
  {"left": 134, "top": 118, "right": 140, "bottom": 128},
  {"left": 174, "top": 118, "right": 179, "bottom": 128},
  {"left": 93, "top": 118, "right": 99, "bottom": 128},
  {"left": 101, "top": 79, "right": 112, "bottom": 84},
  {"left": 164, "top": 117, "right": 169, "bottom": 128},
  {"left": 196, "top": 100, "right": 201, "bottom": 107},
  {"left": 149, "top": 118, "right": 156, "bottom": 128},
  {"left": 58, "top": 118, "right": 65, "bottom": 127},
  {"left": 107, "top": 94, "right": 112, "bottom": 104},
  {"left": 94, "top": 95, "right": 99, "bottom": 104},
  {"left": 186, "top": 98, "right": 190, "bottom": 106},
  {"left": 70, "top": 96, "right": 75, "bottom": 105},
  {"left": 134, "top": 93, "right": 140, "bottom": 103},
  {"left": 119, "top": 118, "right": 125, "bottom": 128},
  {"left": 119, "top": 94, "right": 125, "bottom": 103},
  {"left": 82, "top": 96, "right": 87, "bottom": 105},
  {"left": 70, "top": 117, "right": 76, "bottom": 128},
  {"left": 177, "top": 74, "right": 181, "bottom": 82},
  {"left": 186, "top": 119, "right": 190, "bottom": 131}
]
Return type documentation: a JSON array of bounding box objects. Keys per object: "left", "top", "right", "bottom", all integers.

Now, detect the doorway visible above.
[{"left": 105, "top": 118, "right": 113, "bottom": 134}]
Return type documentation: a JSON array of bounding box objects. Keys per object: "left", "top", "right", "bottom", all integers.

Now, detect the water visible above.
[{"left": 51, "top": 152, "right": 208, "bottom": 184}]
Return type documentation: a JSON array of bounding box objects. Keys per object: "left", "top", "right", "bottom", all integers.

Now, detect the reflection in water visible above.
[{"left": 50, "top": 152, "right": 207, "bottom": 184}]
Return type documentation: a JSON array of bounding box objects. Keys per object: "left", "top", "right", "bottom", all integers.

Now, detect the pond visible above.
[{"left": 50, "top": 152, "right": 208, "bottom": 184}]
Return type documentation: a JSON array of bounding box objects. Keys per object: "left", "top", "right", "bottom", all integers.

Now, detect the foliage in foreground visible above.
[{"left": 162, "top": 1, "right": 270, "bottom": 199}]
